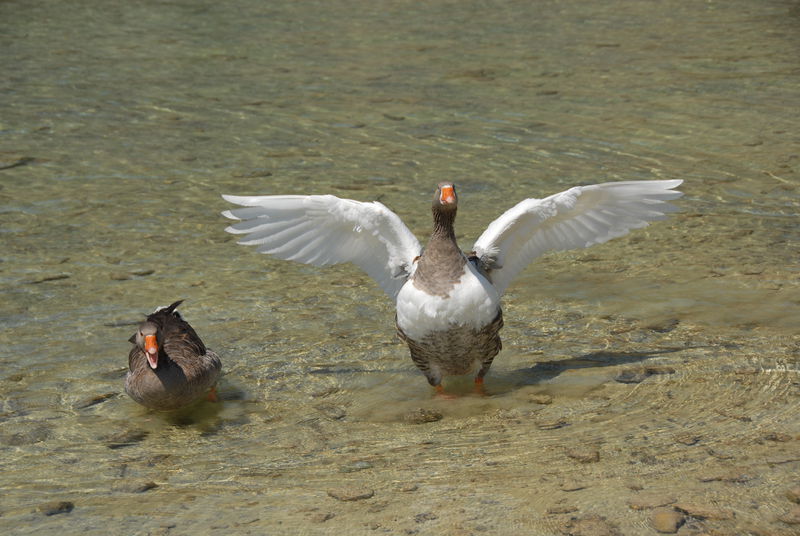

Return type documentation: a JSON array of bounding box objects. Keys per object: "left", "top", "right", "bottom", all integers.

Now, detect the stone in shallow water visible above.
[
  {"left": 529, "top": 393, "right": 553, "bottom": 405},
  {"left": 615, "top": 365, "right": 675, "bottom": 384},
  {"left": 310, "top": 512, "right": 335, "bottom": 523},
  {"left": 673, "top": 502, "right": 734, "bottom": 520},
  {"left": 112, "top": 480, "right": 158, "bottom": 493},
  {"left": 546, "top": 504, "right": 578, "bottom": 514},
  {"left": 778, "top": 505, "right": 800, "bottom": 525},
  {"left": 698, "top": 470, "right": 752, "bottom": 483},
  {"left": 414, "top": 512, "right": 438, "bottom": 523},
  {"left": 627, "top": 494, "right": 677, "bottom": 510},
  {"left": 402, "top": 408, "right": 443, "bottom": 424},
  {"left": 614, "top": 369, "right": 651, "bottom": 384},
  {"left": 566, "top": 447, "right": 600, "bottom": 463},
  {"left": 650, "top": 508, "right": 684, "bottom": 533},
  {"left": 560, "top": 514, "right": 621, "bottom": 536},
  {"left": 38, "top": 501, "right": 74, "bottom": 516},
  {"left": 560, "top": 480, "right": 587, "bottom": 492},
  {"left": 339, "top": 461, "right": 373, "bottom": 473},
  {"left": 674, "top": 433, "right": 701, "bottom": 446},
  {"left": 105, "top": 429, "right": 148, "bottom": 449},
  {"left": 537, "top": 418, "right": 568, "bottom": 430},
  {"left": 73, "top": 392, "right": 116, "bottom": 409},
  {"left": 327, "top": 487, "right": 374, "bottom": 501}
]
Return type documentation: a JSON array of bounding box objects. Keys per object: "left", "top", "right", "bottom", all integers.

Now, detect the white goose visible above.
[{"left": 222, "top": 180, "right": 682, "bottom": 393}]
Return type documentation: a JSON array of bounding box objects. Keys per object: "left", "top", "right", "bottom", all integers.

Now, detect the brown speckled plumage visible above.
[
  {"left": 125, "top": 300, "right": 221, "bottom": 410},
  {"left": 397, "top": 309, "right": 503, "bottom": 386}
]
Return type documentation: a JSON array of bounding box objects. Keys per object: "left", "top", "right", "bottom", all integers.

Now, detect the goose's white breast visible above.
[{"left": 395, "top": 263, "right": 500, "bottom": 341}]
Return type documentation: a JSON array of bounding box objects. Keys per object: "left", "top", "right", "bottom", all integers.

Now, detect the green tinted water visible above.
[{"left": 1, "top": 1, "right": 798, "bottom": 534}]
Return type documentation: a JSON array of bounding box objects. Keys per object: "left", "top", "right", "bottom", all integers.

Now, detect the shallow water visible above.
[{"left": 1, "top": 0, "right": 798, "bottom": 534}]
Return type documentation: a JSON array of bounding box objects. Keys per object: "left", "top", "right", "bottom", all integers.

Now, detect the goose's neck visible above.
[{"left": 431, "top": 208, "right": 457, "bottom": 243}]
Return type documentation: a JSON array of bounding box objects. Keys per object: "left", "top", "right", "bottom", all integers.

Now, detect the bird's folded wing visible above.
[
  {"left": 222, "top": 194, "right": 422, "bottom": 300},
  {"left": 472, "top": 180, "right": 683, "bottom": 295}
]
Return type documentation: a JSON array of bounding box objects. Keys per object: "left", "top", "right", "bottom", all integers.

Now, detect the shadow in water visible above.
[{"left": 498, "top": 347, "right": 688, "bottom": 389}]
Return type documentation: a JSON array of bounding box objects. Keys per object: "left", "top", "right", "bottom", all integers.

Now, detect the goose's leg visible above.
[{"left": 473, "top": 376, "right": 486, "bottom": 395}]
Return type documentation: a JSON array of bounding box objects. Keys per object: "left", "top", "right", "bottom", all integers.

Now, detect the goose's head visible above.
[
  {"left": 433, "top": 182, "right": 458, "bottom": 213},
  {"left": 131, "top": 321, "right": 161, "bottom": 370}
]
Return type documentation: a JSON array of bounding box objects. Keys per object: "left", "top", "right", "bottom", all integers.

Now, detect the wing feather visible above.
[
  {"left": 472, "top": 180, "right": 683, "bottom": 294},
  {"left": 222, "top": 193, "right": 422, "bottom": 300}
]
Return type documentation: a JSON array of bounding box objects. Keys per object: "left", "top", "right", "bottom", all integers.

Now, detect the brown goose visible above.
[
  {"left": 125, "top": 300, "right": 222, "bottom": 410},
  {"left": 222, "top": 180, "right": 682, "bottom": 393}
]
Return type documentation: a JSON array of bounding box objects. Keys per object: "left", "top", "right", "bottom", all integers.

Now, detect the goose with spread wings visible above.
[{"left": 222, "top": 180, "right": 682, "bottom": 393}]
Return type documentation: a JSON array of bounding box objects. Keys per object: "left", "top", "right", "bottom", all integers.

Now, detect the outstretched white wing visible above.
[
  {"left": 222, "top": 194, "right": 422, "bottom": 301},
  {"left": 472, "top": 180, "right": 683, "bottom": 295}
]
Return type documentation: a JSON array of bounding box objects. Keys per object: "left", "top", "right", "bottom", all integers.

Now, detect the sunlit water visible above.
[{"left": 1, "top": 1, "right": 798, "bottom": 534}]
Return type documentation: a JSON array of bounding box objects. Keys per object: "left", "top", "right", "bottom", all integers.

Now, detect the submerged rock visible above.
[
  {"left": 105, "top": 429, "right": 148, "bottom": 449},
  {"left": 547, "top": 504, "right": 578, "bottom": 514},
  {"left": 73, "top": 392, "right": 116, "bottom": 409},
  {"left": 310, "top": 512, "right": 335, "bottom": 523},
  {"left": 778, "top": 505, "right": 800, "bottom": 525},
  {"left": 327, "top": 487, "right": 374, "bottom": 501},
  {"left": 673, "top": 502, "right": 734, "bottom": 520},
  {"left": 566, "top": 447, "right": 600, "bottom": 463},
  {"left": 650, "top": 508, "right": 684, "bottom": 533},
  {"left": 414, "top": 512, "right": 438, "bottom": 523},
  {"left": 38, "top": 501, "right": 74, "bottom": 516},
  {"left": 627, "top": 494, "right": 677, "bottom": 510},
  {"left": 614, "top": 369, "right": 651, "bottom": 384},
  {"left": 560, "top": 480, "right": 587, "bottom": 492},
  {"left": 402, "top": 408, "right": 443, "bottom": 424},
  {"left": 529, "top": 393, "right": 553, "bottom": 405},
  {"left": 112, "top": 480, "right": 158, "bottom": 493},
  {"left": 559, "top": 514, "right": 621, "bottom": 536}
]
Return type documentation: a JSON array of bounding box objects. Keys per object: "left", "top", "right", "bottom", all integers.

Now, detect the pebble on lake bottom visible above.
[
  {"left": 105, "top": 429, "right": 148, "bottom": 449},
  {"left": 327, "top": 487, "right": 375, "bottom": 502},
  {"left": 673, "top": 502, "right": 734, "bottom": 520},
  {"left": 627, "top": 494, "right": 677, "bottom": 510},
  {"left": 529, "top": 393, "right": 553, "bottom": 405},
  {"left": 537, "top": 418, "right": 568, "bottom": 430},
  {"left": 698, "top": 470, "right": 752, "bottom": 483},
  {"left": 560, "top": 514, "right": 621, "bottom": 536},
  {"left": 339, "top": 461, "right": 373, "bottom": 473},
  {"left": 559, "top": 480, "right": 587, "bottom": 492},
  {"left": 402, "top": 408, "right": 443, "bottom": 424},
  {"left": 546, "top": 504, "right": 578, "bottom": 514},
  {"left": 566, "top": 447, "right": 600, "bottom": 463},
  {"left": 674, "top": 433, "right": 701, "bottom": 446},
  {"left": 786, "top": 485, "right": 800, "bottom": 504},
  {"left": 778, "top": 505, "right": 800, "bottom": 525},
  {"left": 37, "top": 501, "right": 74, "bottom": 516},
  {"left": 73, "top": 392, "right": 116, "bottom": 409},
  {"left": 310, "top": 512, "right": 335, "bottom": 523},
  {"left": 414, "top": 512, "right": 438, "bottom": 523},
  {"left": 112, "top": 480, "right": 158, "bottom": 493},
  {"left": 650, "top": 508, "right": 684, "bottom": 533}
]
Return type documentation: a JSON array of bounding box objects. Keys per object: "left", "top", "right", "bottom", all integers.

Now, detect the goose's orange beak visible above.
[
  {"left": 440, "top": 184, "right": 456, "bottom": 204},
  {"left": 144, "top": 334, "right": 159, "bottom": 370}
]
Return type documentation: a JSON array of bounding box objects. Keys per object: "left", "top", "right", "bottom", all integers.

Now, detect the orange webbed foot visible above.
[{"left": 206, "top": 386, "right": 219, "bottom": 403}]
